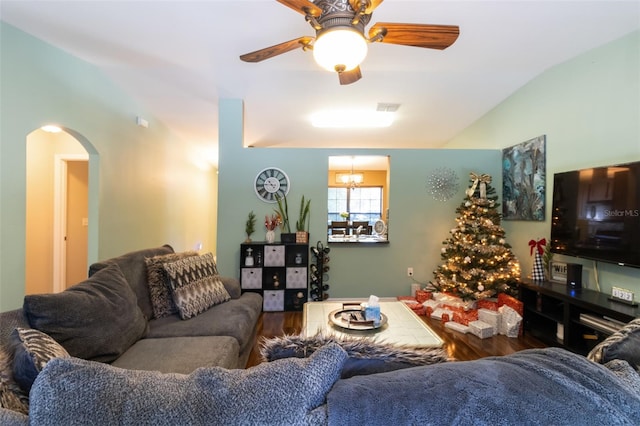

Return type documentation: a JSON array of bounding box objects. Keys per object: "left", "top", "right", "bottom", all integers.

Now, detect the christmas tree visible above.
[{"left": 430, "top": 173, "right": 521, "bottom": 300}]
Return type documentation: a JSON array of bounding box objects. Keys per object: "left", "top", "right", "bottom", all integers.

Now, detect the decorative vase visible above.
[
  {"left": 266, "top": 230, "right": 275, "bottom": 244},
  {"left": 295, "top": 231, "right": 309, "bottom": 243}
]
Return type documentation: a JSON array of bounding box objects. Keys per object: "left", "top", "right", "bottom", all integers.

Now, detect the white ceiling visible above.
[{"left": 2, "top": 1, "right": 639, "bottom": 166}]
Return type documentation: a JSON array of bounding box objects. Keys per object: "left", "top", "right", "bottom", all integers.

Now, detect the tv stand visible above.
[{"left": 519, "top": 279, "right": 638, "bottom": 355}]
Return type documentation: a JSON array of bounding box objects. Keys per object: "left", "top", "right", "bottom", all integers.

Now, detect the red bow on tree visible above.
[{"left": 529, "top": 238, "right": 546, "bottom": 256}]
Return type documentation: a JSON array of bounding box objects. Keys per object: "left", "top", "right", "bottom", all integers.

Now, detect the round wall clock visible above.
[{"left": 254, "top": 167, "right": 290, "bottom": 203}]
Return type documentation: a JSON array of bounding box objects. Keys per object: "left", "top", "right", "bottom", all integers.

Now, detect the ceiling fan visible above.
[{"left": 240, "top": 0, "right": 459, "bottom": 85}]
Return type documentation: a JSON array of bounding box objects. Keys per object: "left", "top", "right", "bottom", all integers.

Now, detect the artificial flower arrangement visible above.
[{"left": 265, "top": 214, "right": 281, "bottom": 231}]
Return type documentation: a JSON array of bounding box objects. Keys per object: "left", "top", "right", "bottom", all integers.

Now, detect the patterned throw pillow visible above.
[
  {"left": 0, "top": 347, "right": 29, "bottom": 415},
  {"left": 587, "top": 318, "right": 640, "bottom": 372},
  {"left": 10, "top": 328, "right": 69, "bottom": 393},
  {"left": 163, "top": 253, "right": 230, "bottom": 320},
  {"left": 145, "top": 251, "right": 198, "bottom": 319}
]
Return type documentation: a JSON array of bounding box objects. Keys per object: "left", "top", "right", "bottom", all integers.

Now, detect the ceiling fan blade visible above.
[
  {"left": 277, "top": 0, "right": 322, "bottom": 17},
  {"left": 369, "top": 23, "right": 460, "bottom": 50},
  {"left": 349, "top": 0, "right": 384, "bottom": 15},
  {"left": 240, "top": 37, "right": 313, "bottom": 63},
  {"left": 338, "top": 66, "right": 362, "bottom": 85}
]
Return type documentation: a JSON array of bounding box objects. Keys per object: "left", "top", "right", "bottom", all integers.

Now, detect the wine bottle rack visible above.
[{"left": 310, "top": 241, "right": 330, "bottom": 301}]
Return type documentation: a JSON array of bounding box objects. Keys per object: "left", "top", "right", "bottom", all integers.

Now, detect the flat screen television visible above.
[{"left": 550, "top": 161, "right": 640, "bottom": 268}]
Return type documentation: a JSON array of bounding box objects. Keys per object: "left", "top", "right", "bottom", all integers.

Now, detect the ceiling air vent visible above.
[{"left": 376, "top": 103, "right": 400, "bottom": 112}]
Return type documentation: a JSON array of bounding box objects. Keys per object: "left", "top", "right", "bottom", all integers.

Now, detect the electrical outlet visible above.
[{"left": 407, "top": 267, "right": 414, "bottom": 277}]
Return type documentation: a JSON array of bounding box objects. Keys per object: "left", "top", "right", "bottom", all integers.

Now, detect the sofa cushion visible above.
[
  {"left": 10, "top": 328, "right": 69, "bottom": 392},
  {"left": 145, "top": 251, "right": 198, "bottom": 319},
  {"left": 147, "top": 292, "right": 263, "bottom": 351},
  {"left": 24, "top": 263, "right": 148, "bottom": 363},
  {"left": 588, "top": 317, "right": 640, "bottom": 373},
  {"left": 261, "top": 332, "right": 450, "bottom": 378},
  {"left": 89, "top": 245, "right": 174, "bottom": 319},
  {"left": 219, "top": 276, "right": 242, "bottom": 299},
  {"left": 326, "top": 347, "right": 640, "bottom": 425},
  {"left": 111, "top": 336, "right": 241, "bottom": 372},
  {"left": 30, "top": 343, "right": 349, "bottom": 425},
  {"left": 0, "top": 348, "right": 29, "bottom": 415},
  {"left": 163, "top": 253, "right": 230, "bottom": 320}
]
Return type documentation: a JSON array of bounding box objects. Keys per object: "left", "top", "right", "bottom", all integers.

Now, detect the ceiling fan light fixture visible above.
[{"left": 313, "top": 27, "right": 368, "bottom": 72}]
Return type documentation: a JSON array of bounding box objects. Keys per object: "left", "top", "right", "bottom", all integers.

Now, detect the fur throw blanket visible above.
[{"left": 261, "top": 332, "right": 450, "bottom": 378}]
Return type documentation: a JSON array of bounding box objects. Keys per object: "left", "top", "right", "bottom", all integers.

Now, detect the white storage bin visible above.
[{"left": 263, "top": 290, "right": 285, "bottom": 312}]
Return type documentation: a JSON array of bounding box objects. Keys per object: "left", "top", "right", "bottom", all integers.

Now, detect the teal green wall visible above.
[
  {"left": 2, "top": 21, "right": 637, "bottom": 310},
  {"left": 445, "top": 30, "right": 640, "bottom": 295},
  {"left": 0, "top": 23, "right": 218, "bottom": 310},
  {"left": 217, "top": 100, "right": 502, "bottom": 298}
]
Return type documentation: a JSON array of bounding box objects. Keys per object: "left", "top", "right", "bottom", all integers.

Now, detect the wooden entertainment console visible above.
[{"left": 519, "top": 279, "right": 639, "bottom": 355}]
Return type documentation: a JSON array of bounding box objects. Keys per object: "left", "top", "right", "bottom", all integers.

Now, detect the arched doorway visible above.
[{"left": 25, "top": 126, "right": 99, "bottom": 294}]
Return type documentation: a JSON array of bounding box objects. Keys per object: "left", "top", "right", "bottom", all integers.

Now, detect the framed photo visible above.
[
  {"left": 549, "top": 261, "right": 567, "bottom": 284},
  {"left": 502, "top": 135, "right": 546, "bottom": 221}
]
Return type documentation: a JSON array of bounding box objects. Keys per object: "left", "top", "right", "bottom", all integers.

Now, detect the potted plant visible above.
[
  {"left": 245, "top": 211, "right": 256, "bottom": 243},
  {"left": 295, "top": 195, "right": 311, "bottom": 243},
  {"left": 275, "top": 195, "right": 296, "bottom": 243}
]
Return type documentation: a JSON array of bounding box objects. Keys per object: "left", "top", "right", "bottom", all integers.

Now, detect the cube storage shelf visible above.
[
  {"left": 519, "top": 279, "right": 638, "bottom": 355},
  {"left": 240, "top": 242, "right": 308, "bottom": 312}
]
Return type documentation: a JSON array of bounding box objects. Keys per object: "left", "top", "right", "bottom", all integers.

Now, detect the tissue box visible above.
[
  {"left": 478, "top": 309, "right": 501, "bottom": 335},
  {"left": 364, "top": 304, "right": 381, "bottom": 326},
  {"left": 469, "top": 320, "right": 494, "bottom": 339},
  {"left": 445, "top": 321, "right": 470, "bottom": 334}
]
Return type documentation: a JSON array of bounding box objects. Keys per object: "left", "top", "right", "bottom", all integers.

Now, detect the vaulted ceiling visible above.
[{"left": 2, "top": 1, "right": 639, "bottom": 165}]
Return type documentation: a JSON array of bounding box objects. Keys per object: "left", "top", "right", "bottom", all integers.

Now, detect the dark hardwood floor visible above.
[{"left": 245, "top": 310, "right": 546, "bottom": 367}]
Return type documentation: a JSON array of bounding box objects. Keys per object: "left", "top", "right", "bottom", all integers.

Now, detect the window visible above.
[{"left": 328, "top": 186, "right": 383, "bottom": 224}]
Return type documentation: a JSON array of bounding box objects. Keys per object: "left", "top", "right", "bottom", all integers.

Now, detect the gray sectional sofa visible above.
[
  {"left": 0, "top": 245, "right": 263, "bottom": 420},
  {"left": 2, "top": 245, "right": 640, "bottom": 425},
  {"left": 0, "top": 245, "right": 262, "bottom": 373}
]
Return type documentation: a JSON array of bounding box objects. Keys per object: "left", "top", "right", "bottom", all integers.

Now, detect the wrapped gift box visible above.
[
  {"left": 498, "top": 293, "right": 523, "bottom": 317},
  {"left": 445, "top": 321, "right": 470, "bottom": 334},
  {"left": 432, "top": 308, "right": 455, "bottom": 321},
  {"left": 469, "top": 320, "right": 494, "bottom": 339},
  {"left": 477, "top": 299, "right": 499, "bottom": 311},
  {"left": 453, "top": 309, "right": 478, "bottom": 326},
  {"left": 499, "top": 305, "right": 523, "bottom": 338},
  {"left": 478, "top": 309, "right": 501, "bottom": 335},
  {"left": 422, "top": 299, "right": 441, "bottom": 310},
  {"left": 415, "top": 290, "right": 432, "bottom": 303}
]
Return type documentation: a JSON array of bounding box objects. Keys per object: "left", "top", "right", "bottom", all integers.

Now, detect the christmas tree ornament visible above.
[
  {"left": 465, "top": 172, "right": 492, "bottom": 198},
  {"left": 529, "top": 238, "right": 546, "bottom": 281}
]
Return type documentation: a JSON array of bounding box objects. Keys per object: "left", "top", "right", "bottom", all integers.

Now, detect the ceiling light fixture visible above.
[
  {"left": 313, "top": 27, "right": 368, "bottom": 73},
  {"left": 41, "top": 125, "right": 62, "bottom": 133},
  {"left": 336, "top": 156, "right": 363, "bottom": 190}
]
